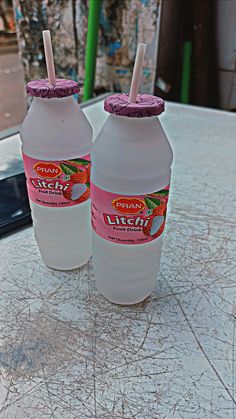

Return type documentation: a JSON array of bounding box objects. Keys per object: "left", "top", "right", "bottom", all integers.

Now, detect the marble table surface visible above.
[{"left": 0, "top": 100, "right": 236, "bottom": 419}]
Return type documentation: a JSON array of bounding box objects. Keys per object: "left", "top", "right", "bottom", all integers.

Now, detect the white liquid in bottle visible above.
[
  {"left": 91, "top": 94, "right": 173, "bottom": 304},
  {"left": 21, "top": 80, "right": 92, "bottom": 270}
]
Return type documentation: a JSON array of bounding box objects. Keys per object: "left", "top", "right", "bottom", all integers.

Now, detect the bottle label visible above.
[
  {"left": 22, "top": 153, "right": 91, "bottom": 207},
  {"left": 91, "top": 183, "right": 170, "bottom": 245}
]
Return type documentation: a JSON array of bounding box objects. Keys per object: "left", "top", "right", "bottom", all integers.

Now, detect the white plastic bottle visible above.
[
  {"left": 20, "top": 79, "right": 92, "bottom": 269},
  {"left": 91, "top": 93, "right": 173, "bottom": 304}
]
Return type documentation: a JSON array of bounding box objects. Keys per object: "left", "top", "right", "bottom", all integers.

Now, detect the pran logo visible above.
[
  {"left": 112, "top": 197, "right": 146, "bottom": 215},
  {"left": 33, "top": 162, "right": 62, "bottom": 179}
]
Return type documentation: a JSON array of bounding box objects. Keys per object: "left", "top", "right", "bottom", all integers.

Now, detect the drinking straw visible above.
[
  {"left": 128, "top": 43, "right": 147, "bottom": 103},
  {"left": 42, "top": 30, "right": 56, "bottom": 85},
  {"left": 83, "top": 0, "right": 101, "bottom": 101}
]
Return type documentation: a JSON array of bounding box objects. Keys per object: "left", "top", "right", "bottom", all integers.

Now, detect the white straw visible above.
[
  {"left": 128, "top": 43, "right": 147, "bottom": 103},
  {"left": 42, "top": 30, "right": 56, "bottom": 85}
]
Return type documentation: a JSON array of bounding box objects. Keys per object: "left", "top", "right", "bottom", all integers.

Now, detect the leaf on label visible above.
[
  {"left": 68, "top": 158, "right": 90, "bottom": 166},
  {"left": 60, "top": 163, "right": 78, "bottom": 175},
  {"left": 153, "top": 189, "right": 169, "bottom": 196},
  {"left": 86, "top": 182, "right": 90, "bottom": 188},
  {"left": 144, "top": 197, "right": 161, "bottom": 209}
]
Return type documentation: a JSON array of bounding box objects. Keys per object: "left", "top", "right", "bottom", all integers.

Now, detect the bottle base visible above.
[
  {"left": 38, "top": 243, "right": 92, "bottom": 271},
  {"left": 96, "top": 281, "right": 155, "bottom": 305},
  {"left": 31, "top": 199, "right": 92, "bottom": 271},
  {"left": 44, "top": 253, "right": 91, "bottom": 271},
  {"left": 92, "top": 233, "right": 162, "bottom": 305}
]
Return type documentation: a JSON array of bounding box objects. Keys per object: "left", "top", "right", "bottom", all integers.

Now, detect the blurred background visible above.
[{"left": 0, "top": 0, "right": 235, "bottom": 131}]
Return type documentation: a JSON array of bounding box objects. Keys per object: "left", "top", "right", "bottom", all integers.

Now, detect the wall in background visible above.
[
  {"left": 13, "top": 0, "right": 161, "bottom": 99},
  {"left": 11, "top": 0, "right": 234, "bottom": 110},
  {"left": 216, "top": 0, "right": 236, "bottom": 110},
  {"left": 94, "top": 0, "right": 161, "bottom": 95}
]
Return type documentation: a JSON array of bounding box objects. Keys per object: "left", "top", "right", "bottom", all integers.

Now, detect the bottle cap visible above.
[
  {"left": 104, "top": 93, "right": 165, "bottom": 118},
  {"left": 26, "top": 79, "right": 79, "bottom": 99}
]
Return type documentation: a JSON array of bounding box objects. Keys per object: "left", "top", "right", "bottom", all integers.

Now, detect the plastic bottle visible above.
[
  {"left": 20, "top": 79, "right": 93, "bottom": 269},
  {"left": 91, "top": 93, "right": 173, "bottom": 304}
]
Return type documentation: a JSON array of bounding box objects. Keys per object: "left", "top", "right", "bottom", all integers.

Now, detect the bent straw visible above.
[{"left": 128, "top": 43, "right": 147, "bottom": 103}]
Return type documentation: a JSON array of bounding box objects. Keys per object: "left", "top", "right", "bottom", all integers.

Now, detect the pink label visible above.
[
  {"left": 91, "top": 184, "right": 170, "bottom": 245},
  {"left": 23, "top": 154, "right": 91, "bottom": 207}
]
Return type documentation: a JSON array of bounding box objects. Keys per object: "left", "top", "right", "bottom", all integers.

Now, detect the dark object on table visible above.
[{"left": 0, "top": 172, "right": 31, "bottom": 237}]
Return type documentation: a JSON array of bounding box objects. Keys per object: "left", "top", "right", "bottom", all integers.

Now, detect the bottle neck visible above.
[
  {"left": 32, "top": 95, "right": 75, "bottom": 106},
  {"left": 29, "top": 95, "right": 78, "bottom": 117},
  {"left": 104, "top": 113, "right": 161, "bottom": 142}
]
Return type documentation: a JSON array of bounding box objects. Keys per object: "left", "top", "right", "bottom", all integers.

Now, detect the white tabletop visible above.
[{"left": 0, "top": 100, "right": 236, "bottom": 418}]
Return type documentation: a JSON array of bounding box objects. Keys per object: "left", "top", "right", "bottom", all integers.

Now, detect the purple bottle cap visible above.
[
  {"left": 104, "top": 93, "right": 165, "bottom": 118},
  {"left": 26, "top": 78, "right": 79, "bottom": 99}
]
